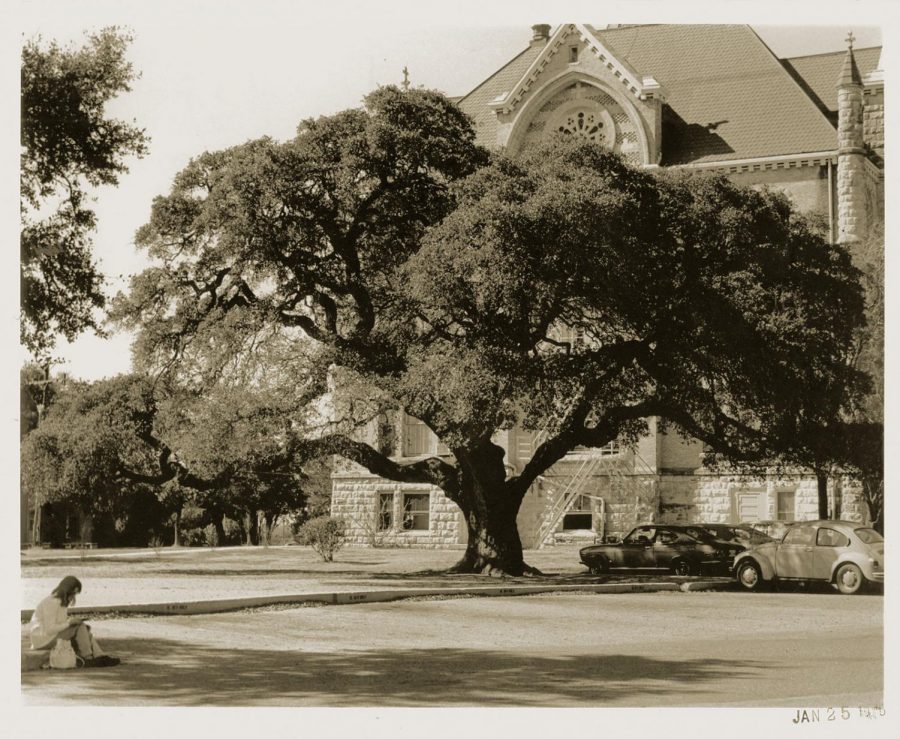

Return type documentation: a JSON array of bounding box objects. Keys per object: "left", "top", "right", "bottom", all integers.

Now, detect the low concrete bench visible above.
[{"left": 22, "top": 648, "right": 50, "bottom": 672}]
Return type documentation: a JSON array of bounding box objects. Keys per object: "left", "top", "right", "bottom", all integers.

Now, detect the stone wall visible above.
[
  {"left": 658, "top": 471, "right": 869, "bottom": 525},
  {"left": 658, "top": 429, "right": 703, "bottom": 471},
  {"left": 333, "top": 465, "right": 870, "bottom": 551},
  {"left": 863, "top": 90, "right": 884, "bottom": 158},
  {"left": 331, "top": 475, "right": 465, "bottom": 549},
  {"left": 729, "top": 166, "right": 830, "bottom": 217}
]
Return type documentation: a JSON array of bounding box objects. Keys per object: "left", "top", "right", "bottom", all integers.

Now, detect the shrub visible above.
[
  {"left": 295, "top": 515, "right": 346, "bottom": 562},
  {"left": 179, "top": 527, "right": 207, "bottom": 547},
  {"left": 222, "top": 517, "right": 242, "bottom": 545}
]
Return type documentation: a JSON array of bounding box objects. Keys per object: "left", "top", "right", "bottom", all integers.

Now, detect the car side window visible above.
[
  {"left": 624, "top": 526, "right": 655, "bottom": 544},
  {"left": 656, "top": 530, "right": 678, "bottom": 545},
  {"left": 816, "top": 528, "right": 850, "bottom": 547},
  {"left": 782, "top": 526, "right": 815, "bottom": 546}
]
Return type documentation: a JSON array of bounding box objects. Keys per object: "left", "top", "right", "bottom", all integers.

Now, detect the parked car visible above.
[
  {"left": 746, "top": 520, "right": 798, "bottom": 540},
  {"left": 733, "top": 520, "right": 884, "bottom": 594},
  {"left": 580, "top": 524, "right": 744, "bottom": 576},
  {"left": 693, "top": 523, "right": 775, "bottom": 547}
]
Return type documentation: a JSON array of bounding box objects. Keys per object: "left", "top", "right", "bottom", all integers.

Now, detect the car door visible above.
[
  {"left": 811, "top": 526, "right": 850, "bottom": 581},
  {"left": 621, "top": 526, "right": 656, "bottom": 569},
  {"left": 774, "top": 524, "right": 816, "bottom": 578},
  {"left": 652, "top": 529, "right": 681, "bottom": 570}
]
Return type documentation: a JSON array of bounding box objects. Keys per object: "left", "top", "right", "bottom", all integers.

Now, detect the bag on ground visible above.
[{"left": 49, "top": 640, "right": 79, "bottom": 669}]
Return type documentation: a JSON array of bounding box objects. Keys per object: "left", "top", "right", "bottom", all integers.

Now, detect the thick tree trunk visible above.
[
  {"left": 447, "top": 444, "right": 537, "bottom": 577},
  {"left": 452, "top": 500, "right": 529, "bottom": 576},
  {"left": 816, "top": 469, "right": 829, "bottom": 519},
  {"left": 172, "top": 510, "right": 181, "bottom": 547}
]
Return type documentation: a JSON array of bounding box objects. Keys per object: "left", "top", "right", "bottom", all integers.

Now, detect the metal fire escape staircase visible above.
[{"left": 529, "top": 429, "right": 656, "bottom": 548}]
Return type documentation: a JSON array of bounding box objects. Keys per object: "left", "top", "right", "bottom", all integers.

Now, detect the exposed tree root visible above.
[{"left": 446, "top": 553, "right": 544, "bottom": 578}]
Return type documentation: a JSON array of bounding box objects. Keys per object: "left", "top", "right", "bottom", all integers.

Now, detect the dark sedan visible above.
[{"left": 580, "top": 524, "right": 744, "bottom": 576}]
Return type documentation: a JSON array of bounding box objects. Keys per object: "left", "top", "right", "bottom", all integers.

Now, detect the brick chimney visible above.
[{"left": 531, "top": 24, "right": 551, "bottom": 47}]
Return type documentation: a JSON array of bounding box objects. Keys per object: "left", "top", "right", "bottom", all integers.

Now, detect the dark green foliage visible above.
[{"left": 21, "top": 28, "right": 148, "bottom": 357}]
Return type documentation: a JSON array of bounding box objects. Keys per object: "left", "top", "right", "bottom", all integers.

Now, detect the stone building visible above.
[{"left": 332, "top": 24, "right": 884, "bottom": 548}]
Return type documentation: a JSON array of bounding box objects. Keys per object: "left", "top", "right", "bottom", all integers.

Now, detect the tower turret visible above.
[{"left": 836, "top": 34, "right": 867, "bottom": 244}]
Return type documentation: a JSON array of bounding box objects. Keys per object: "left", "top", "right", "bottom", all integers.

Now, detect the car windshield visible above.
[
  {"left": 682, "top": 527, "right": 717, "bottom": 543},
  {"left": 854, "top": 528, "right": 884, "bottom": 544},
  {"left": 703, "top": 526, "right": 752, "bottom": 543}
]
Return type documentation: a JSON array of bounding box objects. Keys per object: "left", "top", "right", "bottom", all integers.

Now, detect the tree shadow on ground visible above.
[
  {"left": 22, "top": 636, "right": 765, "bottom": 706},
  {"left": 770, "top": 581, "right": 883, "bottom": 597}
]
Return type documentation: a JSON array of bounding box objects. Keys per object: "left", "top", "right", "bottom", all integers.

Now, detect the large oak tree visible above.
[{"left": 114, "top": 87, "right": 867, "bottom": 574}]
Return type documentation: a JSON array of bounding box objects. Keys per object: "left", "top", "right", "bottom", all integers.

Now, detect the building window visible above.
[
  {"left": 377, "top": 493, "right": 394, "bottom": 531},
  {"left": 568, "top": 45, "right": 579, "bottom": 63},
  {"left": 562, "top": 494, "right": 593, "bottom": 530},
  {"left": 776, "top": 490, "right": 796, "bottom": 521},
  {"left": 402, "top": 493, "right": 430, "bottom": 531},
  {"left": 556, "top": 109, "right": 611, "bottom": 144},
  {"left": 403, "top": 416, "right": 430, "bottom": 455},
  {"left": 402, "top": 413, "right": 449, "bottom": 456}
]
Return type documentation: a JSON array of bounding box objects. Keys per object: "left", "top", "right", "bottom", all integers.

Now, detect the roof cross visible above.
[
  {"left": 401, "top": 66, "right": 410, "bottom": 91},
  {"left": 845, "top": 31, "right": 856, "bottom": 50}
]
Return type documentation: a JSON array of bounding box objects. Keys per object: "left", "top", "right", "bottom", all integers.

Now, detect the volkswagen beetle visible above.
[{"left": 733, "top": 520, "right": 884, "bottom": 594}]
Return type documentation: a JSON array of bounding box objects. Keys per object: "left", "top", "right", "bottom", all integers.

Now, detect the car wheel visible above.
[
  {"left": 736, "top": 560, "right": 763, "bottom": 591},
  {"left": 834, "top": 563, "right": 864, "bottom": 595},
  {"left": 589, "top": 557, "right": 610, "bottom": 575},
  {"left": 671, "top": 559, "right": 695, "bottom": 577}
]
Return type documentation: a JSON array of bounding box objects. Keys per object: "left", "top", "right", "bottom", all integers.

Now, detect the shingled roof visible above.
[
  {"left": 460, "top": 24, "right": 856, "bottom": 166},
  {"left": 458, "top": 44, "right": 544, "bottom": 149},
  {"left": 781, "top": 46, "right": 881, "bottom": 122}
]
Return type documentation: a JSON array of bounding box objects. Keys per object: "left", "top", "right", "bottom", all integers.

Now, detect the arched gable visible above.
[{"left": 504, "top": 71, "right": 653, "bottom": 165}]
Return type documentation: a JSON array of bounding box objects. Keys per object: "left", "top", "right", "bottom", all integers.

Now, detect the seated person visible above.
[{"left": 30, "top": 575, "right": 120, "bottom": 668}]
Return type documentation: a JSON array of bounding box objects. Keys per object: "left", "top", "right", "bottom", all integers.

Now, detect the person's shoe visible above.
[{"left": 83, "top": 655, "right": 120, "bottom": 668}]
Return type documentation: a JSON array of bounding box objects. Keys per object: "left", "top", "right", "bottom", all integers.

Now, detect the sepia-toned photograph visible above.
[{"left": 9, "top": 0, "right": 894, "bottom": 736}]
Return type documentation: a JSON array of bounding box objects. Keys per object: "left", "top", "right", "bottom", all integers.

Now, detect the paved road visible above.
[{"left": 21, "top": 589, "right": 882, "bottom": 707}]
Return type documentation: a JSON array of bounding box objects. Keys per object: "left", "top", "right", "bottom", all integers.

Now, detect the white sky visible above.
[{"left": 7, "top": 1, "right": 889, "bottom": 381}]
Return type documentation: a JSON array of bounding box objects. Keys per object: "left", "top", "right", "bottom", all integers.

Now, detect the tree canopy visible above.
[
  {"left": 114, "top": 87, "right": 868, "bottom": 574},
  {"left": 20, "top": 370, "right": 322, "bottom": 546},
  {"left": 21, "top": 27, "right": 149, "bottom": 357}
]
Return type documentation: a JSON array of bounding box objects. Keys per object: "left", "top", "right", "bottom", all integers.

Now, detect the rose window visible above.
[
  {"left": 545, "top": 103, "right": 616, "bottom": 149},
  {"left": 558, "top": 110, "right": 604, "bottom": 140}
]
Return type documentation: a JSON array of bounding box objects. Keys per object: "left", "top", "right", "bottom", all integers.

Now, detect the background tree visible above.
[
  {"left": 20, "top": 376, "right": 157, "bottom": 544},
  {"left": 846, "top": 222, "right": 884, "bottom": 531},
  {"left": 20, "top": 363, "right": 63, "bottom": 436},
  {"left": 20, "top": 371, "right": 321, "bottom": 546},
  {"left": 21, "top": 27, "right": 149, "bottom": 357},
  {"left": 114, "top": 91, "right": 867, "bottom": 575}
]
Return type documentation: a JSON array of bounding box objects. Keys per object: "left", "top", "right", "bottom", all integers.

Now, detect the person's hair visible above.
[{"left": 51, "top": 576, "right": 82, "bottom": 606}]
